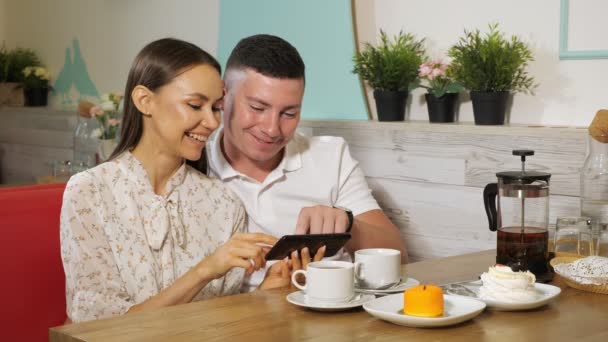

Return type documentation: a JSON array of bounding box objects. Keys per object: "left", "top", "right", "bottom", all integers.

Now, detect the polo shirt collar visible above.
[
  {"left": 283, "top": 135, "right": 302, "bottom": 172},
  {"left": 208, "top": 128, "right": 302, "bottom": 181}
]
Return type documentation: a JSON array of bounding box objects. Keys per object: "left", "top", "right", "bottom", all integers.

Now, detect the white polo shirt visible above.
[{"left": 206, "top": 129, "right": 380, "bottom": 290}]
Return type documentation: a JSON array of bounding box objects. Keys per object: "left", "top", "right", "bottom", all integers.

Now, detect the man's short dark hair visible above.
[{"left": 226, "top": 34, "right": 305, "bottom": 80}]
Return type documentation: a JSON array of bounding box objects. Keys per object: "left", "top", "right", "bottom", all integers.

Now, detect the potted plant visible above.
[
  {"left": 413, "top": 59, "right": 463, "bottom": 123},
  {"left": 0, "top": 46, "right": 18, "bottom": 105},
  {"left": 22, "top": 66, "right": 51, "bottom": 106},
  {"left": 0, "top": 47, "right": 42, "bottom": 106},
  {"left": 448, "top": 23, "right": 536, "bottom": 125},
  {"left": 353, "top": 30, "right": 425, "bottom": 121}
]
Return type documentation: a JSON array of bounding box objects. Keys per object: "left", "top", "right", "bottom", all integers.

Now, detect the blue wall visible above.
[{"left": 218, "top": 0, "right": 368, "bottom": 120}]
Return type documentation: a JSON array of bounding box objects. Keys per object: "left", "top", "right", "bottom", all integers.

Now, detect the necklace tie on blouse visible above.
[{"left": 146, "top": 191, "right": 186, "bottom": 250}]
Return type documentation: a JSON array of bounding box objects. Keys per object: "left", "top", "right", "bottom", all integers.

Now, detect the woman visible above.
[{"left": 60, "top": 38, "right": 301, "bottom": 323}]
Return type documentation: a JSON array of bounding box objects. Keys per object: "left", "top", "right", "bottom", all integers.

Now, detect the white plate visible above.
[
  {"left": 286, "top": 291, "right": 376, "bottom": 312},
  {"left": 363, "top": 294, "right": 486, "bottom": 328},
  {"left": 355, "top": 277, "right": 421, "bottom": 295},
  {"left": 443, "top": 281, "right": 562, "bottom": 311}
]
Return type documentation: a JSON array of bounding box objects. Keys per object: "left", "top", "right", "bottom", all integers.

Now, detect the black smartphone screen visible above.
[{"left": 264, "top": 233, "right": 351, "bottom": 261}]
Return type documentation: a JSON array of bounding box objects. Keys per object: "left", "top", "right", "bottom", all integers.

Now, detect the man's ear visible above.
[{"left": 131, "top": 85, "right": 154, "bottom": 116}]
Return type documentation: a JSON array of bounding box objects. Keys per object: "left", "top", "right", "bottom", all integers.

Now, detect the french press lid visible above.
[{"left": 496, "top": 150, "right": 551, "bottom": 184}]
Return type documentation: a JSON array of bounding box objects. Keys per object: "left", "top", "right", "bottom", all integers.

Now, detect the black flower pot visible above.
[
  {"left": 425, "top": 93, "right": 458, "bottom": 123},
  {"left": 373, "top": 90, "right": 408, "bottom": 122},
  {"left": 470, "top": 91, "right": 509, "bottom": 125},
  {"left": 24, "top": 87, "right": 49, "bottom": 107}
]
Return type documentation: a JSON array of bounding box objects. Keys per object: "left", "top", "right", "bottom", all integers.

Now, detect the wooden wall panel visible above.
[
  {"left": 301, "top": 120, "right": 587, "bottom": 261},
  {"left": 0, "top": 143, "right": 73, "bottom": 183},
  {"left": 0, "top": 110, "right": 588, "bottom": 262},
  {"left": 304, "top": 121, "right": 586, "bottom": 197},
  {"left": 350, "top": 146, "right": 467, "bottom": 185},
  {"left": 367, "top": 178, "right": 580, "bottom": 261},
  {"left": 0, "top": 108, "right": 75, "bottom": 184}
]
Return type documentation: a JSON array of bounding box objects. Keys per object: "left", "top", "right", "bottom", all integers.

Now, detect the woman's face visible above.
[{"left": 147, "top": 64, "right": 223, "bottom": 161}]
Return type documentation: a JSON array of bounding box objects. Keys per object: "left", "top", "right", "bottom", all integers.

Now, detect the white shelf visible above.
[{"left": 300, "top": 119, "right": 588, "bottom": 139}]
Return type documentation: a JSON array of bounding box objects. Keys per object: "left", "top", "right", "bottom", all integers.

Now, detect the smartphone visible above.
[{"left": 264, "top": 233, "right": 351, "bottom": 261}]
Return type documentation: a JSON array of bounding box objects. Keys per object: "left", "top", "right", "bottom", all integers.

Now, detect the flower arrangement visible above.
[
  {"left": 22, "top": 66, "right": 51, "bottom": 90},
  {"left": 415, "top": 59, "right": 463, "bottom": 98},
  {"left": 81, "top": 92, "right": 123, "bottom": 140}
]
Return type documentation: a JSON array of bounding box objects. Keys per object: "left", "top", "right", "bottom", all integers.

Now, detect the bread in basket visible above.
[{"left": 550, "top": 256, "right": 608, "bottom": 295}]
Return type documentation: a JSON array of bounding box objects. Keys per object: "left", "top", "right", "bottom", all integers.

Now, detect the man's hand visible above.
[{"left": 295, "top": 205, "right": 350, "bottom": 234}]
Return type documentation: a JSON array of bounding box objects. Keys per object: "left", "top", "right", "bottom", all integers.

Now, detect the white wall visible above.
[
  {"left": 3, "top": 0, "right": 220, "bottom": 107},
  {"left": 372, "top": 0, "right": 608, "bottom": 126},
  {"left": 2, "top": 0, "right": 606, "bottom": 126}
]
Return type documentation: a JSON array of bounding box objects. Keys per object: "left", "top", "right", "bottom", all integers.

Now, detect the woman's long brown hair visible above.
[{"left": 108, "top": 38, "right": 221, "bottom": 174}]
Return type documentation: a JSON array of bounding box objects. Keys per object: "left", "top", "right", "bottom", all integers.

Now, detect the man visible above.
[{"left": 207, "top": 34, "right": 407, "bottom": 290}]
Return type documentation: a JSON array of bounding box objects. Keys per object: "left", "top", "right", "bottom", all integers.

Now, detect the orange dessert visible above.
[{"left": 403, "top": 284, "right": 444, "bottom": 317}]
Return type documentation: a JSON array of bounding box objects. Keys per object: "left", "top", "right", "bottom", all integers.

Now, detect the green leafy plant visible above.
[
  {"left": 353, "top": 30, "right": 426, "bottom": 92},
  {"left": 0, "top": 47, "right": 42, "bottom": 82},
  {"left": 0, "top": 45, "right": 9, "bottom": 82},
  {"left": 448, "top": 23, "right": 536, "bottom": 94}
]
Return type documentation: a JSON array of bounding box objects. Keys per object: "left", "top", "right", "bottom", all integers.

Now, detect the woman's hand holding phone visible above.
[{"left": 259, "top": 246, "right": 326, "bottom": 290}]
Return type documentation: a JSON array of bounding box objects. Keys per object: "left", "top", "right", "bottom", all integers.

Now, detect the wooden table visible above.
[{"left": 50, "top": 250, "right": 608, "bottom": 341}]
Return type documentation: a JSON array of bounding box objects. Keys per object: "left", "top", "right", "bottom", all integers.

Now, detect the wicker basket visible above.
[{"left": 550, "top": 257, "right": 608, "bottom": 295}]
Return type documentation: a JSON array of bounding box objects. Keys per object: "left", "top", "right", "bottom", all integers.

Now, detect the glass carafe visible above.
[
  {"left": 581, "top": 134, "right": 608, "bottom": 234},
  {"left": 483, "top": 150, "right": 553, "bottom": 282},
  {"left": 73, "top": 115, "right": 100, "bottom": 168}
]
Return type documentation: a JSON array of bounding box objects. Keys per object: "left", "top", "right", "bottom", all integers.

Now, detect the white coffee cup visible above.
[
  {"left": 291, "top": 261, "right": 354, "bottom": 303},
  {"left": 354, "top": 248, "right": 402, "bottom": 289}
]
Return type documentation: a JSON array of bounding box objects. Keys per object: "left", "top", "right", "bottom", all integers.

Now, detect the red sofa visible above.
[{"left": 0, "top": 183, "right": 67, "bottom": 341}]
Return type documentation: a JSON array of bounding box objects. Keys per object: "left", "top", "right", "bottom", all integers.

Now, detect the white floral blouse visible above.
[{"left": 60, "top": 152, "right": 246, "bottom": 322}]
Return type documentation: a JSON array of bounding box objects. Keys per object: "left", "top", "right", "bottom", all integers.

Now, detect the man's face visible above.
[{"left": 223, "top": 69, "right": 304, "bottom": 168}]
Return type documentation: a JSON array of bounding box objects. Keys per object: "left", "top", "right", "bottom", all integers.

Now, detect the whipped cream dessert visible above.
[{"left": 478, "top": 265, "right": 538, "bottom": 302}]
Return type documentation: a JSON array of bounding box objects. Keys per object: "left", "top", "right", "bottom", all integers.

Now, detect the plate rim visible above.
[
  {"left": 363, "top": 293, "right": 487, "bottom": 327},
  {"left": 355, "top": 277, "right": 421, "bottom": 294},
  {"left": 286, "top": 291, "right": 376, "bottom": 311},
  {"left": 478, "top": 282, "right": 561, "bottom": 310}
]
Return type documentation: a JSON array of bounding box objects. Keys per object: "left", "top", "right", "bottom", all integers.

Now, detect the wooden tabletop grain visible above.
[{"left": 49, "top": 250, "right": 608, "bottom": 341}]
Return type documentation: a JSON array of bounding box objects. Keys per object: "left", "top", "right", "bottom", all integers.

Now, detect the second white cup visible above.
[
  {"left": 354, "top": 248, "right": 401, "bottom": 289},
  {"left": 291, "top": 260, "right": 354, "bottom": 303}
]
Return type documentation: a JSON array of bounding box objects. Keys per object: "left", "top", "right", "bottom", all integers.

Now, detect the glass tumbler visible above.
[
  {"left": 554, "top": 217, "right": 593, "bottom": 257},
  {"left": 52, "top": 160, "right": 72, "bottom": 182}
]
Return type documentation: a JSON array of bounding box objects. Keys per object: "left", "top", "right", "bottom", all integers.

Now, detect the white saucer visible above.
[
  {"left": 363, "top": 293, "right": 486, "bottom": 328},
  {"left": 355, "top": 277, "right": 420, "bottom": 295},
  {"left": 286, "top": 291, "right": 376, "bottom": 312},
  {"left": 443, "top": 281, "right": 561, "bottom": 311}
]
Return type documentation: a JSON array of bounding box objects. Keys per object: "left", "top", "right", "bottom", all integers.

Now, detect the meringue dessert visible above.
[
  {"left": 403, "top": 284, "right": 444, "bottom": 317},
  {"left": 478, "top": 265, "right": 538, "bottom": 302}
]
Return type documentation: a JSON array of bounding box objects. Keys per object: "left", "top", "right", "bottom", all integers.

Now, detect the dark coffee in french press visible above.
[{"left": 484, "top": 150, "right": 553, "bottom": 282}]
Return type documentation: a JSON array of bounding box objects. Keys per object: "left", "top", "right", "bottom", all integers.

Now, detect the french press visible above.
[{"left": 483, "top": 150, "right": 553, "bottom": 282}]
